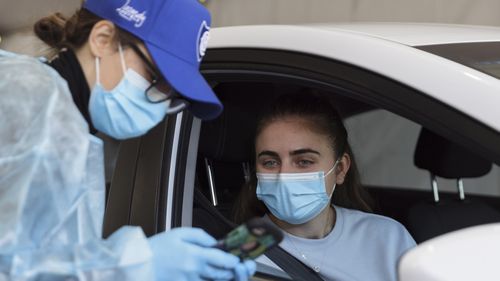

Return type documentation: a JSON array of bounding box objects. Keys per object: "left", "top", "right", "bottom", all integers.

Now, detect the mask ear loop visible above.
[
  {"left": 325, "top": 158, "right": 341, "bottom": 198},
  {"left": 117, "top": 43, "right": 127, "bottom": 75},
  {"left": 95, "top": 56, "right": 101, "bottom": 85},
  {"left": 324, "top": 157, "right": 341, "bottom": 177},
  {"left": 94, "top": 44, "right": 127, "bottom": 86},
  {"left": 328, "top": 183, "right": 337, "bottom": 199},
  {"left": 166, "top": 98, "right": 190, "bottom": 115}
]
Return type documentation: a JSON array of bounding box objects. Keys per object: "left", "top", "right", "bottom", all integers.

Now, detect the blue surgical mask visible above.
[
  {"left": 89, "top": 44, "right": 183, "bottom": 140},
  {"left": 256, "top": 160, "right": 339, "bottom": 225}
]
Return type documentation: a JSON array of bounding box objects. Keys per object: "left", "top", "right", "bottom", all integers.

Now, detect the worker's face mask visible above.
[
  {"left": 89, "top": 44, "right": 180, "bottom": 140},
  {"left": 256, "top": 160, "right": 340, "bottom": 225}
]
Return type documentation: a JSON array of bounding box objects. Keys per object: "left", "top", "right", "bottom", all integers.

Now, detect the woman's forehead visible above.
[
  {"left": 256, "top": 118, "right": 333, "bottom": 154},
  {"left": 258, "top": 117, "right": 329, "bottom": 139}
]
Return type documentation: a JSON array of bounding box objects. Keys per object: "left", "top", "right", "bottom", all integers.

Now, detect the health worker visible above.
[{"left": 0, "top": 0, "right": 256, "bottom": 280}]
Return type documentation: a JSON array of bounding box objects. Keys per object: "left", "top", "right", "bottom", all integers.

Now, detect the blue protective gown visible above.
[{"left": 0, "top": 50, "right": 155, "bottom": 280}]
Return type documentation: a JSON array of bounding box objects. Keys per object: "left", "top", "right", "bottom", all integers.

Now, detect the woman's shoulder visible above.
[
  {"left": 337, "top": 206, "right": 412, "bottom": 237},
  {"left": 0, "top": 50, "right": 55, "bottom": 77},
  {"left": 1, "top": 50, "right": 44, "bottom": 65},
  {"left": 337, "top": 206, "right": 417, "bottom": 249},
  {"left": 0, "top": 50, "right": 66, "bottom": 90}
]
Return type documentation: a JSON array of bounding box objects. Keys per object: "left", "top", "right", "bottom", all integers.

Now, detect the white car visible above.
[{"left": 103, "top": 23, "right": 500, "bottom": 280}]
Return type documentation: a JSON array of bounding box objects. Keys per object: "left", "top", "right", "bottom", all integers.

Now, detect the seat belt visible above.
[
  {"left": 193, "top": 175, "right": 325, "bottom": 281},
  {"left": 265, "top": 246, "right": 325, "bottom": 281}
]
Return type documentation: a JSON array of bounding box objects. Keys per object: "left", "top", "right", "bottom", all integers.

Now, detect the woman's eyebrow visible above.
[
  {"left": 290, "top": 148, "right": 320, "bottom": 156},
  {"left": 257, "top": 150, "right": 279, "bottom": 158}
]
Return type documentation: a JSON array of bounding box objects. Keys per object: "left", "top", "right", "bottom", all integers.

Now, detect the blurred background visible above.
[{"left": 2, "top": 0, "right": 500, "bottom": 55}]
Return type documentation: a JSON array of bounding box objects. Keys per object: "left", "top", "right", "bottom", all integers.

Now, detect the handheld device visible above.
[{"left": 215, "top": 217, "right": 284, "bottom": 260}]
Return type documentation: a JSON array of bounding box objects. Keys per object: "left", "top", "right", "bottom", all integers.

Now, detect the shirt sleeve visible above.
[{"left": 398, "top": 224, "right": 417, "bottom": 256}]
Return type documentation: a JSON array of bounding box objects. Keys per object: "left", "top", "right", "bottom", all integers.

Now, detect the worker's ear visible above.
[{"left": 88, "top": 20, "right": 119, "bottom": 58}]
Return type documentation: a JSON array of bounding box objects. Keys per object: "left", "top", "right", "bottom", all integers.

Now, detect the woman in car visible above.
[{"left": 234, "top": 91, "right": 416, "bottom": 281}]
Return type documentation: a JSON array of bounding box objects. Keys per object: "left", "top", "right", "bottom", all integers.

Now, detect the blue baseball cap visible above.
[{"left": 83, "top": 0, "right": 222, "bottom": 120}]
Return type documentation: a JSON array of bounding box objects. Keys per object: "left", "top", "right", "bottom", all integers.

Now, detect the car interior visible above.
[
  {"left": 101, "top": 79, "right": 500, "bottom": 279},
  {"left": 192, "top": 81, "right": 500, "bottom": 247}
]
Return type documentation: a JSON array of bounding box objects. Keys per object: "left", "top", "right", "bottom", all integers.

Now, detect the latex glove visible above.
[
  {"left": 234, "top": 260, "right": 257, "bottom": 281},
  {"left": 148, "top": 227, "right": 256, "bottom": 281},
  {"left": 214, "top": 260, "right": 257, "bottom": 281}
]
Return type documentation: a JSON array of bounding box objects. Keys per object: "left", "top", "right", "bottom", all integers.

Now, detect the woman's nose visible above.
[{"left": 279, "top": 162, "right": 295, "bottom": 174}]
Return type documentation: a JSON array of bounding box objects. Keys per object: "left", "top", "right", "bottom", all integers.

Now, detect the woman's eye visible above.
[
  {"left": 262, "top": 159, "right": 279, "bottom": 168},
  {"left": 297, "top": 159, "right": 314, "bottom": 167}
]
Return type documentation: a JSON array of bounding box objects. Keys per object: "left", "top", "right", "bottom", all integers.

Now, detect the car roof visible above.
[
  {"left": 207, "top": 23, "right": 500, "bottom": 132},
  {"left": 307, "top": 22, "right": 500, "bottom": 46},
  {"left": 209, "top": 22, "right": 500, "bottom": 49}
]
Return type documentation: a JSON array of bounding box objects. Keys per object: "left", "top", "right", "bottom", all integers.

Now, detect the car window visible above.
[{"left": 344, "top": 109, "right": 500, "bottom": 197}]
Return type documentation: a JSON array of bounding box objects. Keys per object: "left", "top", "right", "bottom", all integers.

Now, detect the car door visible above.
[{"left": 102, "top": 111, "right": 195, "bottom": 237}]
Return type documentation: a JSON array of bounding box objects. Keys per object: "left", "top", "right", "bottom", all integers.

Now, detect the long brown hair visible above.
[
  {"left": 232, "top": 90, "right": 374, "bottom": 224},
  {"left": 34, "top": 8, "right": 141, "bottom": 57}
]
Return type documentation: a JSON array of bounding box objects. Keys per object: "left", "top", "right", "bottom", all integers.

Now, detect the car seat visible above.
[
  {"left": 192, "top": 102, "right": 254, "bottom": 238},
  {"left": 193, "top": 83, "right": 272, "bottom": 238},
  {"left": 407, "top": 128, "right": 500, "bottom": 243}
]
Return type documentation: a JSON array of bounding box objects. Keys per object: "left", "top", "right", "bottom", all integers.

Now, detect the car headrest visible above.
[
  {"left": 199, "top": 103, "right": 256, "bottom": 162},
  {"left": 413, "top": 128, "right": 492, "bottom": 178},
  {"left": 198, "top": 83, "right": 272, "bottom": 163}
]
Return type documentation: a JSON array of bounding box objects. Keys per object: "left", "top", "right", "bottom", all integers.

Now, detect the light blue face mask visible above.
[
  {"left": 89, "top": 44, "right": 185, "bottom": 140},
  {"left": 256, "top": 160, "right": 340, "bottom": 225}
]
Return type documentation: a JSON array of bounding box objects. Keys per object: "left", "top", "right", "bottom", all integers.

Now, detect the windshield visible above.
[{"left": 417, "top": 42, "right": 500, "bottom": 79}]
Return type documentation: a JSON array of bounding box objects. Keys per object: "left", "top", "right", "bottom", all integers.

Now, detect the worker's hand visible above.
[
  {"left": 234, "top": 260, "right": 257, "bottom": 281},
  {"left": 148, "top": 227, "right": 256, "bottom": 281}
]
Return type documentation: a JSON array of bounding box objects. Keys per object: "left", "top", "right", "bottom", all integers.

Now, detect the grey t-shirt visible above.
[{"left": 258, "top": 206, "right": 416, "bottom": 281}]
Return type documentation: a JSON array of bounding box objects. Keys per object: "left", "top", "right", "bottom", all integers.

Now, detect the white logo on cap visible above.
[
  {"left": 116, "top": 0, "right": 147, "bottom": 28},
  {"left": 197, "top": 21, "right": 210, "bottom": 62}
]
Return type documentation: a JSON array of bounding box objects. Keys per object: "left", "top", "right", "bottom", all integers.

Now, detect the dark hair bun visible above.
[{"left": 34, "top": 12, "right": 68, "bottom": 49}]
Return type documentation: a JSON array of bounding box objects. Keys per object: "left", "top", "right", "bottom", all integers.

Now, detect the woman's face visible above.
[{"left": 255, "top": 116, "right": 340, "bottom": 194}]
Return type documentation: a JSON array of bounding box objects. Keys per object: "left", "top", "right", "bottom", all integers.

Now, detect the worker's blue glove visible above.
[
  {"left": 148, "top": 227, "right": 256, "bottom": 281},
  {"left": 213, "top": 260, "right": 257, "bottom": 281},
  {"left": 234, "top": 260, "right": 257, "bottom": 281}
]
